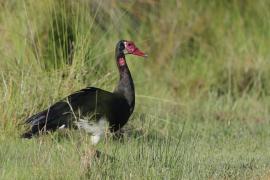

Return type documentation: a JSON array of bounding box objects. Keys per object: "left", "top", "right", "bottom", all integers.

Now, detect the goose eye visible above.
[{"left": 120, "top": 43, "right": 125, "bottom": 50}]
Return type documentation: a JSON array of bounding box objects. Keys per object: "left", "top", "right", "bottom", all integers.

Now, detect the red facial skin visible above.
[
  {"left": 119, "top": 57, "right": 126, "bottom": 66},
  {"left": 118, "top": 41, "right": 147, "bottom": 67},
  {"left": 124, "top": 41, "right": 147, "bottom": 57}
]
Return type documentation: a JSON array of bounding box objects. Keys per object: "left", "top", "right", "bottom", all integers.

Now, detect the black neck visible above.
[{"left": 114, "top": 49, "right": 135, "bottom": 113}]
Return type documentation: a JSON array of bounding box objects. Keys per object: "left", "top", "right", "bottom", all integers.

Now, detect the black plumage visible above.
[{"left": 21, "top": 40, "right": 146, "bottom": 141}]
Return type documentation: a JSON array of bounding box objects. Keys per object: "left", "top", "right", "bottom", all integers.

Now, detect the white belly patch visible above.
[{"left": 75, "top": 116, "right": 108, "bottom": 145}]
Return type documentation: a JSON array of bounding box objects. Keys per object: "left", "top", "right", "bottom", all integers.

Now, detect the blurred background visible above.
[
  {"left": 1, "top": 0, "right": 270, "bottom": 126},
  {"left": 1, "top": 1, "right": 270, "bottom": 178}
]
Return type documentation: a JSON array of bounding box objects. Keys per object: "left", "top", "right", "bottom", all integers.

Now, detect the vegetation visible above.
[{"left": 1, "top": 0, "right": 270, "bottom": 179}]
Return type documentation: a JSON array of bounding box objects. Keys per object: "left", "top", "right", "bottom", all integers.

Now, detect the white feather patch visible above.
[
  {"left": 58, "top": 124, "right": 66, "bottom": 129},
  {"left": 75, "top": 116, "right": 108, "bottom": 145}
]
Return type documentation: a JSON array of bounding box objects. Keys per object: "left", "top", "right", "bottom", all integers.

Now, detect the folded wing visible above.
[{"left": 22, "top": 87, "right": 130, "bottom": 138}]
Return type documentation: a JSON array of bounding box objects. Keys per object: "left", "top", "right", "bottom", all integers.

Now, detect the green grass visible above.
[{"left": 1, "top": 0, "right": 270, "bottom": 179}]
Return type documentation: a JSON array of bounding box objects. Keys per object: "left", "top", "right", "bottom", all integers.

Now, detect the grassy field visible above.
[{"left": 1, "top": 0, "right": 270, "bottom": 179}]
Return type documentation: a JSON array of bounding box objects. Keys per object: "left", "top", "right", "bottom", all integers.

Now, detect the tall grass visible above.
[{"left": 1, "top": 0, "right": 270, "bottom": 179}]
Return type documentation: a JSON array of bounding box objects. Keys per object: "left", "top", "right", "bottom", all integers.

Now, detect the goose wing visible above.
[{"left": 22, "top": 87, "right": 129, "bottom": 138}]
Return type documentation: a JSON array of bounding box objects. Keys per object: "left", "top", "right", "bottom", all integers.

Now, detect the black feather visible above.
[
  {"left": 22, "top": 40, "right": 140, "bottom": 139},
  {"left": 22, "top": 87, "right": 130, "bottom": 137}
]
